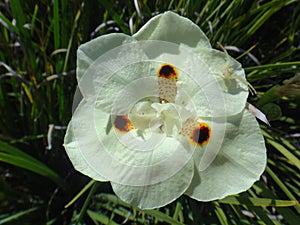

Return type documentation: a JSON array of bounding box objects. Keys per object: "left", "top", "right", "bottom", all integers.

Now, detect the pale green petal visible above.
[
  {"left": 192, "top": 48, "right": 249, "bottom": 116},
  {"left": 77, "top": 33, "right": 134, "bottom": 81},
  {"left": 94, "top": 107, "right": 195, "bottom": 186},
  {"left": 77, "top": 36, "right": 148, "bottom": 99},
  {"left": 64, "top": 109, "right": 107, "bottom": 181},
  {"left": 185, "top": 110, "right": 267, "bottom": 201},
  {"left": 196, "top": 117, "right": 227, "bottom": 172},
  {"left": 111, "top": 158, "right": 194, "bottom": 209},
  {"left": 133, "top": 11, "right": 211, "bottom": 49},
  {"left": 96, "top": 62, "right": 159, "bottom": 114},
  {"left": 71, "top": 86, "right": 83, "bottom": 113},
  {"left": 66, "top": 98, "right": 195, "bottom": 186}
]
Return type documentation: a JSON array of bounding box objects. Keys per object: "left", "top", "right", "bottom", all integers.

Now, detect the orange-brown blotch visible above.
[
  {"left": 113, "top": 115, "right": 134, "bottom": 133},
  {"left": 157, "top": 64, "right": 178, "bottom": 81},
  {"left": 189, "top": 122, "right": 211, "bottom": 146}
]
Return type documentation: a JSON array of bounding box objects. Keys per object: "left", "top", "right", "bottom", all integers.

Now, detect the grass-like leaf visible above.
[
  {"left": 0, "top": 141, "right": 64, "bottom": 187},
  {"left": 0, "top": 207, "right": 39, "bottom": 224},
  {"left": 219, "top": 196, "right": 298, "bottom": 207},
  {"left": 0, "top": 0, "right": 299, "bottom": 224}
]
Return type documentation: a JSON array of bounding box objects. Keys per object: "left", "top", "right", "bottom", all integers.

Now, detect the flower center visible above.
[
  {"left": 128, "top": 99, "right": 181, "bottom": 137},
  {"left": 110, "top": 62, "right": 212, "bottom": 147}
]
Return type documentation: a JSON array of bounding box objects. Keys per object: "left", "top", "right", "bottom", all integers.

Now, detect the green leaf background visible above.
[{"left": 0, "top": 0, "right": 299, "bottom": 224}]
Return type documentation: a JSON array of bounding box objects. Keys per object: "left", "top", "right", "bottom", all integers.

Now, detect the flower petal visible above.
[
  {"left": 77, "top": 35, "right": 148, "bottom": 99},
  {"left": 66, "top": 97, "right": 195, "bottom": 186},
  {"left": 111, "top": 158, "right": 194, "bottom": 209},
  {"left": 185, "top": 109, "right": 267, "bottom": 201},
  {"left": 133, "top": 11, "right": 211, "bottom": 49},
  {"left": 192, "top": 117, "right": 227, "bottom": 172},
  {"left": 64, "top": 109, "right": 107, "bottom": 181},
  {"left": 192, "top": 48, "right": 249, "bottom": 116},
  {"left": 77, "top": 33, "right": 133, "bottom": 81},
  {"left": 97, "top": 63, "right": 159, "bottom": 114}
]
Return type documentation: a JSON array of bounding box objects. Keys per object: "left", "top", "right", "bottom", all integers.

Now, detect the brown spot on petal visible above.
[
  {"left": 113, "top": 115, "right": 134, "bottom": 133},
  {"left": 158, "top": 64, "right": 178, "bottom": 81},
  {"left": 189, "top": 122, "right": 211, "bottom": 146}
]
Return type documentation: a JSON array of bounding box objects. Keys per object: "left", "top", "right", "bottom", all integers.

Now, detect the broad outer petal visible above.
[
  {"left": 65, "top": 97, "right": 195, "bottom": 186},
  {"left": 191, "top": 48, "right": 249, "bottom": 116},
  {"left": 185, "top": 109, "right": 267, "bottom": 201},
  {"left": 77, "top": 33, "right": 133, "bottom": 81},
  {"left": 133, "top": 11, "right": 211, "bottom": 49},
  {"left": 95, "top": 62, "right": 159, "bottom": 114},
  {"left": 64, "top": 104, "right": 107, "bottom": 181},
  {"left": 77, "top": 34, "right": 148, "bottom": 99},
  {"left": 111, "top": 158, "right": 194, "bottom": 209}
]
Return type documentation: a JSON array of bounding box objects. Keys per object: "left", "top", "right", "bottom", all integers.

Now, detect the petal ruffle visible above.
[
  {"left": 185, "top": 109, "right": 267, "bottom": 201},
  {"left": 111, "top": 158, "right": 194, "bottom": 209},
  {"left": 133, "top": 11, "right": 211, "bottom": 49}
]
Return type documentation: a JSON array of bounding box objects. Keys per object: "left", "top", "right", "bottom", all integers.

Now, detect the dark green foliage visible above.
[{"left": 0, "top": 0, "right": 299, "bottom": 224}]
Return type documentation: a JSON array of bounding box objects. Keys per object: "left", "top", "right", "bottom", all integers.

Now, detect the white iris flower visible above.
[{"left": 64, "top": 12, "right": 267, "bottom": 209}]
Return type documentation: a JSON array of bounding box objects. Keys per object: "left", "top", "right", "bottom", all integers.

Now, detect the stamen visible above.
[{"left": 157, "top": 63, "right": 178, "bottom": 103}]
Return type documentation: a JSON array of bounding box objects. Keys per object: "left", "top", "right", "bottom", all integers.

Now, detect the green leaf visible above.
[
  {"left": 77, "top": 181, "right": 99, "bottom": 224},
  {"left": 266, "top": 166, "right": 300, "bottom": 214},
  {"left": 87, "top": 210, "right": 119, "bottom": 225},
  {"left": 0, "top": 207, "right": 39, "bottom": 224},
  {"left": 0, "top": 141, "right": 65, "bottom": 187},
  {"left": 53, "top": 0, "right": 60, "bottom": 50},
  {"left": 214, "top": 202, "right": 229, "bottom": 225},
  {"left": 143, "top": 209, "right": 183, "bottom": 225},
  {"left": 93, "top": 193, "right": 184, "bottom": 224},
  {"left": 99, "top": 0, "right": 130, "bottom": 34},
  {"left": 0, "top": 12, "right": 19, "bottom": 34},
  {"left": 65, "top": 179, "right": 96, "bottom": 208},
  {"left": 267, "top": 139, "right": 300, "bottom": 170},
  {"left": 219, "top": 196, "right": 298, "bottom": 207}
]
